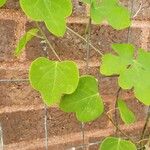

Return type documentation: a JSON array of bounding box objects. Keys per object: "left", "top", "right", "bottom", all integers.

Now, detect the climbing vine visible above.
[{"left": 0, "top": 0, "right": 150, "bottom": 149}]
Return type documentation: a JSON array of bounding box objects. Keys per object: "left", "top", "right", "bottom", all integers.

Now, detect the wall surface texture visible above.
[{"left": 0, "top": 0, "right": 150, "bottom": 150}]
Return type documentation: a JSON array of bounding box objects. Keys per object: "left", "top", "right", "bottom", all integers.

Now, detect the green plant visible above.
[{"left": 1, "top": 0, "right": 149, "bottom": 149}]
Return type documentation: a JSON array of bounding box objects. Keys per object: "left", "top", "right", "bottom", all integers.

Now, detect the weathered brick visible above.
[
  {"left": 121, "top": 0, "right": 150, "bottom": 21},
  {"left": 0, "top": 20, "right": 17, "bottom": 62},
  {"left": 0, "top": 107, "right": 110, "bottom": 145},
  {"left": 25, "top": 23, "right": 142, "bottom": 63},
  {"left": 0, "top": 66, "right": 118, "bottom": 109},
  {"left": 72, "top": 0, "right": 87, "bottom": 17},
  {"left": 3, "top": 0, "right": 20, "bottom": 10},
  {"left": 0, "top": 1, "right": 149, "bottom": 149},
  {"left": 0, "top": 82, "right": 41, "bottom": 109}
]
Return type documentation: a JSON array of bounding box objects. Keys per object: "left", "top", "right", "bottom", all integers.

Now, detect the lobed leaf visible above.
[
  {"left": 60, "top": 75, "right": 104, "bottom": 122},
  {"left": 100, "top": 43, "right": 150, "bottom": 105},
  {"left": 29, "top": 57, "right": 79, "bottom": 106}
]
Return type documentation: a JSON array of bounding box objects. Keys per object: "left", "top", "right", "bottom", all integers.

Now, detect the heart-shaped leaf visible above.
[
  {"left": 14, "top": 28, "right": 39, "bottom": 56},
  {"left": 100, "top": 44, "right": 150, "bottom": 105},
  {"left": 20, "top": 0, "right": 72, "bottom": 36},
  {"left": 0, "top": 0, "right": 6, "bottom": 7},
  {"left": 29, "top": 57, "right": 79, "bottom": 106},
  {"left": 83, "top": 0, "right": 131, "bottom": 30},
  {"left": 60, "top": 75, "right": 104, "bottom": 122},
  {"left": 99, "top": 137, "right": 136, "bottom": 150},
  {"left": 118, "top": 99, "right": 136, "bottom": 124}
]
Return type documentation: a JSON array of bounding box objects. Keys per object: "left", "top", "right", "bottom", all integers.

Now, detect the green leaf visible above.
[
  {"left": 15, "top": 28, "right": 39, "bottom": 56},
  {"left": 100, "top": 43, "right": 150, "bottom": 105},
  {"left": 118, "top": 99, "right": 136, "bottom": 124},
  {"left": 100, "top": 44, "right": 134, "bottom": 76},
  {"left": 0, "top": 0, "right": 6, "bottom": 7},
  {"left": 90, "top": 0, "right": 131, "bottom": 30},
  {"left": 82, "top": 0, "right": 95, "bottom": 4},
  {"left": 99, "top": 137, "right": 136, "bottom": 150},
  {"left": 29, "top": 57, "right": 79, "bottom": 106},
  {"left": 60, "top": 75, "right": 104, "bottom": 122},
  {"left": 20, "top": 0, "right": 72, "bottom": 36}
]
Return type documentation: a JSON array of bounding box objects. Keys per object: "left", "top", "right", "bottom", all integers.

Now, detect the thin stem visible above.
[
  {"left": 132, "top": 1, "right": 143, "bottom": 18},
  {"left": 106, "top": 114, "right": 135, "bottom": 143},
  {"left": 106, "top": 108, "right": 119, "bottom": 115},
  {"left": 81, "top": 122, "right": 85, "bottom": 150},
  {"left": 140, "top": 106, "right": 150, "bottom": 149},
  {"left": 36, "top": 22, "right": 62, "bottom": 150},
  {"left": 80, "top": 6, "right": 92, "bottom": 150},
  {"left": 136, "top": 138, "right": 149, "bottom": 144},
  {"left": 35, "top": 22, "right": 61, "bottom": 61},
  {"left": 0, "top": 124, "right": 3, "bottom": 150},
  {"left": 67, "top": 26, "right": 103, "bottom": 56},
  {"left": 114, "top": 87, "right": 121, "bottom": 136},
  {"left": 44, "top": 106, "right": 48, "bottom": 150},
  {"left": 85, "top": 17, "right": 92, "bottom": 74},
  {"left": 33, "top": 34, "right": 44, "bottom": 40},
  {"left": 126, "top": 0, "right": 134, "bottom": 43}
]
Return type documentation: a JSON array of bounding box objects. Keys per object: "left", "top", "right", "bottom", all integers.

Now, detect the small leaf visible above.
[
  {"left": 0, "top": 0, "right": 6, "bottom": 7},
  {"left": 15, "top": 28, "right": 39, "bottom": 56},
  {"left": 20, "top": 0, "right": 72, "bottom": 36},
  {"left": 99, "top": 137, "right": 136, "bottom": 150},
  {"left": 60, "top": 75, "right": 104, "bottom": 122},
  {"left": 118, "top": 99, "right": 136, "bottom": 124},
  {"left": 100, "top": 43, "right": 150, "bottom": 105},
  {"left": 29, "top": 57, "right": 79, "bottom": 106},
  {"left": 90, "top": 0, "right": 131, "bottom": 30}
]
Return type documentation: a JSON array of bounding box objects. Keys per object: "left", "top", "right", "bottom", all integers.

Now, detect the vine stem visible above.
[
  {"left": 114, "top": 87, "right": 121, "bottom": 136},
  {"left": 112, "top": 0, "right": 135, "bottom": 140},
  {"left": 44, "top": 106, "right": 48, "bottom": 150},
  {"left": 106, "top": 114, "right": 135, "bottom": 143},
  {"left": 140, "top": 106, "right": 150, "bottom": 149},
  {"left": 66, "top": 26, "right": 103, "bottom": 56},
  {"left": 35, "top": 22, "right": 61, "bottom": 61},
  {"left": 35, "top": 22, "right": 62, "bottom": 150}
]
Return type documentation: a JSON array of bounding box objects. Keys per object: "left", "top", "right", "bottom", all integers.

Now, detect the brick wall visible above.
[{"left": 0, "top": 0, "right": 150, "bottom": 150}]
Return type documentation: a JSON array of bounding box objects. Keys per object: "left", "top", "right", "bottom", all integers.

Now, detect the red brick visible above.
[
  {"left": 121, "top": 0, "right": 150, "bottom": 21},
  {"left": 0, "top": 20, "right": 17, "bottom": 62},
  {"left": 25, "top": 22, "right": 142, "bottom": 63}
]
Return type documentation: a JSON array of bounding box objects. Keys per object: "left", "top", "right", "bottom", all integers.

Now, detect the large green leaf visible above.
[
  {"left": 60, "top": 75, "right": 104, "bottom": 122},
  {"left": 87, "top": 0, "right": 131, "bottom": 30},
  {"left": 99, "top": 137, "right": 136, "bottom": 150},
  {"left": 118, "top": 99, "right": 136, "bottom": 124},
  {"left": 29, "top": 57, "right": 79, "bottom": 106},
  {"left": 20, "top": 0, "right": 72, "bottom": 36},
  {"left": 14, "top": 28, "right": 39, "bottom": 56},
  {"left": 0, "top": 0, "right": 6, "bottom": 7},
  {"left": 100, "top": 43, "right": 150, "bottom": 105}
]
